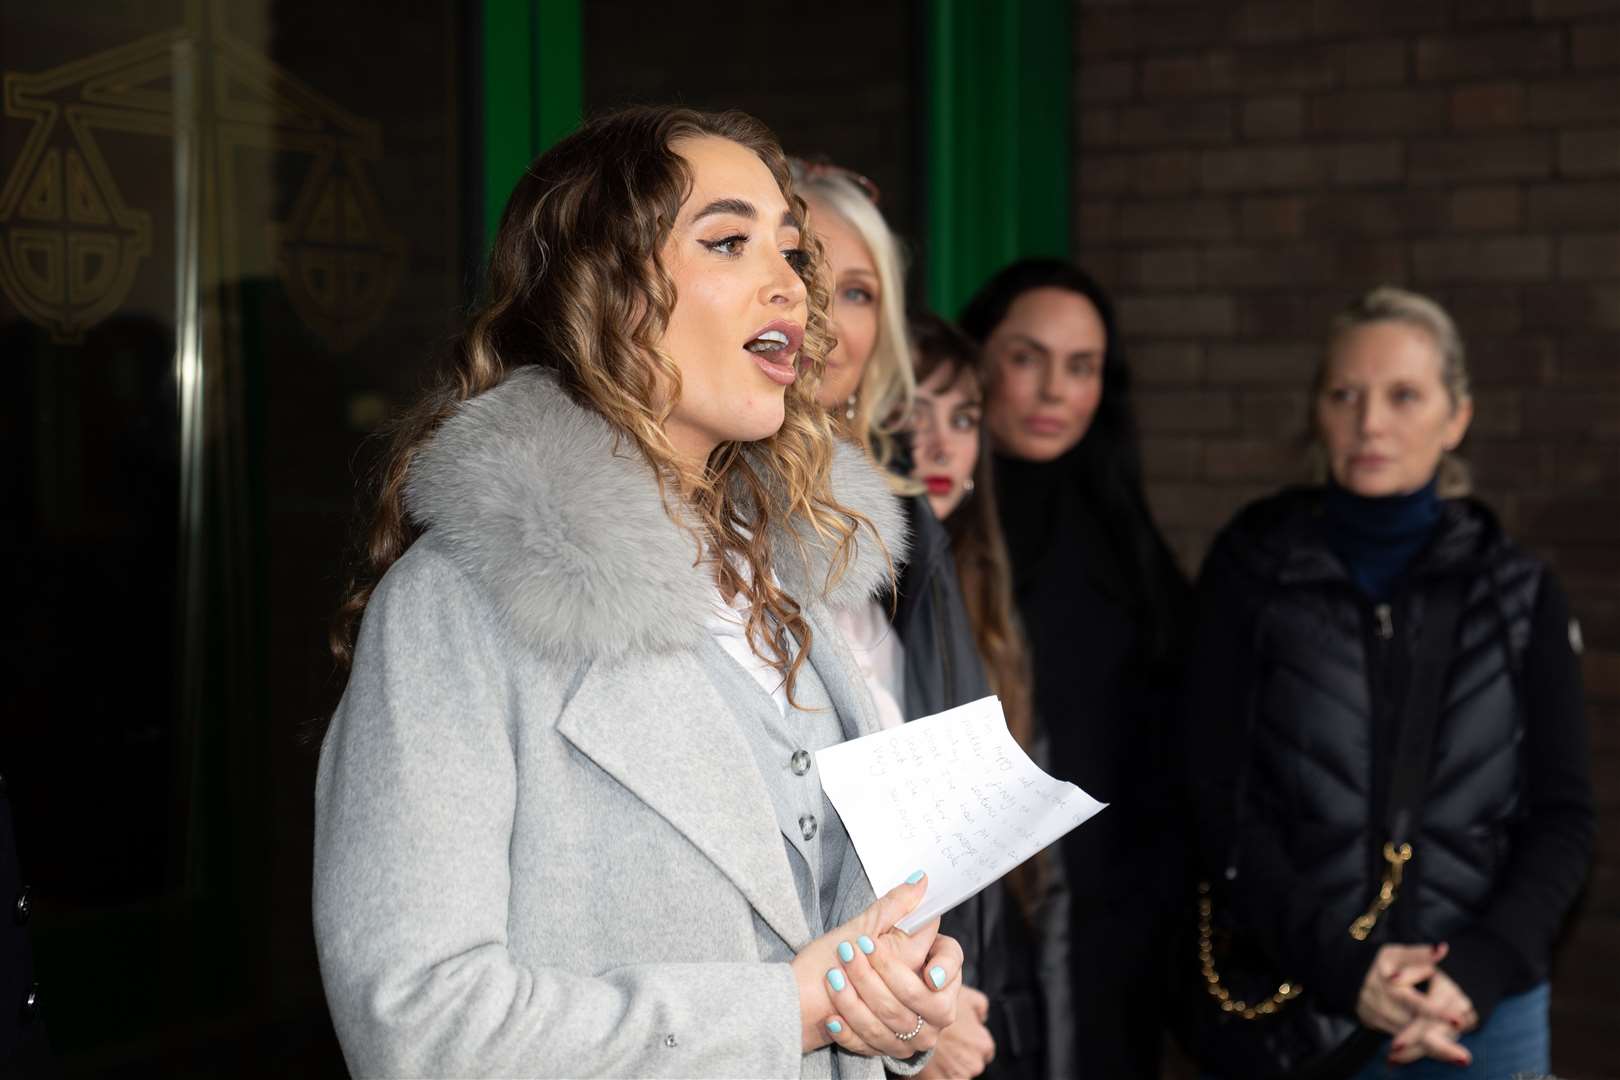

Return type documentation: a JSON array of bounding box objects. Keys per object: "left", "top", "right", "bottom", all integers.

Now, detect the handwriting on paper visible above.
[{"left": 817, "top": 696, "right": 1107, "bottom": 933}]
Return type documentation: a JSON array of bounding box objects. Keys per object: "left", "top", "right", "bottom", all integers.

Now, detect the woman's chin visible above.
[
  {"left": 1002, "top": 434, "right": 1079, "bottom": 463},
  {"left": 725, "top": 401, "right": 788, "bottom": 445},
  {"left": 1335, "top": 469, "right": 1416, "bottom": 498}
]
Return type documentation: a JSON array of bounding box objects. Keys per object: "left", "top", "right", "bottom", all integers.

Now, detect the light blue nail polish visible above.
[
  {"left": 838, "top": 941, "right": 854, "bottom": 963},
  {"left": 857, "top": 935, "right": 875, "bottom": 955},
  {"left": 930, "top": 965, "right": 947, "bottom": 989},
  {"left": 827, "top": 1020, "right": 843, "bottom": 1035},
  {"left": 827, "top": 968, "right": 846, "bottom": 993},
  {"left": 906, "top": 869, "right": 926, "bottom": 885}
]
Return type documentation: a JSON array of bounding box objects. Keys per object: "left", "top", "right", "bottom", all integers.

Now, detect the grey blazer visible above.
[{"left": 313, "top": 369, "right": 924, "bottom": 1079}]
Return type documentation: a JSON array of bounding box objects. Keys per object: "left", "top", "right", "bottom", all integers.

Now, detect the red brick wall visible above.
[{"left": 1074, "top": 1, "right": 1620, "bottom": 1071}]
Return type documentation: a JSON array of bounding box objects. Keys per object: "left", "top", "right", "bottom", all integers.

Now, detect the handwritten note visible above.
[{"left": 816, "top": 695, "right": 1107, "bottom": 934}]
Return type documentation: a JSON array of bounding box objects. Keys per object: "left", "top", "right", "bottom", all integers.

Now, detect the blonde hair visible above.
[
  {"left": 1310, "top": 285, "right": 1474, "bottom": 497},
  {"left": 790, "top": 164, "right": 916, "bottom": 476},
  {"left": 332, "top": 107, "right": 883, "bottom": 706}
]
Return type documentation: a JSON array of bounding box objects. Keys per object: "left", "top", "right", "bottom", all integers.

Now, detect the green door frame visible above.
[
  {"left": 475, "top": 1, "right": 1071, "bottom": 318},
  {"left": 482, "top": 0, "right": 583, "bottom": 245},
  {"left": 924, "top": 0, "right": 1072, "bottom": 317}
]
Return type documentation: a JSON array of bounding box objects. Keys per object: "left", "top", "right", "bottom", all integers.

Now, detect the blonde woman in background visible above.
[
  {"left": 790, "top": 159, "right": 998, "bottom": 1080},
  {"left": 1182, "top": 287, "right": 1592, "bottom": 1079}
]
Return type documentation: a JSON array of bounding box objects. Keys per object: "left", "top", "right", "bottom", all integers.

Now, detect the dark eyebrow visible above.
[
  {"left": 1006, "top": 333, "right": 1050, "bottom": 355},
  {"left": 690, "top": 198, "right": 800, "bottom": 230}
]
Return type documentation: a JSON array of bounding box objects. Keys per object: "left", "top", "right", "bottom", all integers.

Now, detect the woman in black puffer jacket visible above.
[{"left": 1184, "top": 287, "right": 1593, "bottom": 1080}]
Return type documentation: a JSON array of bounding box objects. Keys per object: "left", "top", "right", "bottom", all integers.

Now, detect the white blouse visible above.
[
  {"left": 707, "top": 586, "right": 790, "bottom": 717},
  {"left": 832, "top": 599, "right": 908, "bottom": 731}
]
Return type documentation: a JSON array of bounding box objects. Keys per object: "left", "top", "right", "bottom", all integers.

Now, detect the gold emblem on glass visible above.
[{"left": 1, "top": 3, "right": 404, "bottom": 349}]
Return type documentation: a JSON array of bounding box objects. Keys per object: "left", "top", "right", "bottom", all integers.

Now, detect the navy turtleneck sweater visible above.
[{"left": 1321, "top": 477, "right": 1443, "bottom": 600}]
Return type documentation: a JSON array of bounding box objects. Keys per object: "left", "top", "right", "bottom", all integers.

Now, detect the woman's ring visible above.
[{"left": 895, "top": 1014, "right": 925, "bottom": 1042}]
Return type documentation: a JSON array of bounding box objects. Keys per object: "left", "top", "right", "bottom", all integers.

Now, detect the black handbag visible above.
[{"left": 1178, "top": 577, "right": 1468, "bottom": 1080}]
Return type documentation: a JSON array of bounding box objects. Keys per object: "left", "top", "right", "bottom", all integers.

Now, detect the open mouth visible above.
[
  {"left": 745, "top": 329, "right": 792, "bottom": 355},
  {"left": 744, "top": 321, "right": 805, "bottom": 386},
  {"left": 744, "top": 320, "right": 804, "bottom": 358}
]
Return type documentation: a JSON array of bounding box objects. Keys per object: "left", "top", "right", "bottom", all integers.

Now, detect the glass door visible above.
[{"left": 1, "top": 0, "right": 472, "bottom": 1069}]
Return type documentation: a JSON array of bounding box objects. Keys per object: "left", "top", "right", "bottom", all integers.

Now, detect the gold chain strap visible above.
[
  {"left": 1349, "top": 842, "right": 1412, "bottom": 941},
  {"left": 1198, "top": 842, "right": 1415, "bottom": 1021},
  {"left": 1197, "top": 882, "right": 1303, "bottom": 1020}
]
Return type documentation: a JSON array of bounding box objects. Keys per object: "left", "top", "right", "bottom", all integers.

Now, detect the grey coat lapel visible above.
[{"left": 556, "top": 655, "right": 814, "bottom": 951}]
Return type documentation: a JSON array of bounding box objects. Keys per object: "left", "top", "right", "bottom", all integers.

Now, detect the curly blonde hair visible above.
[{"left": 331, "top": 106, "right": 885, "bottom": 703}]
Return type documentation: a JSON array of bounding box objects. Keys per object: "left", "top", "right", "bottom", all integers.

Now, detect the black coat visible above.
[
  {"left": 1184, "top": 489, "right": 1594, "bottom": 1030},
  {"left": 1, "top": 768, "right": 48, "bottom": 1075},
  {"left": 889, "top": 495, "right": 1075, "bottom": 1080},
  {"left": 994, "top": 453, "right": 1188, "bottom": 1080}
]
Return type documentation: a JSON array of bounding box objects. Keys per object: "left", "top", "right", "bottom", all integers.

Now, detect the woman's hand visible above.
[
  {"left": 916, "top": 986, "right": 994, "bottom": 1079},
  {"left": 1354, "top": 939, "right": 1483, "bottom": 1036},
  {"left": 1386, "top": 969, "right": 1476, "bottom": 1068},
  {"left": 1355, "top": 943, "right": 1455, "bottom": 1033},
  {"left": 791, "top": 872, "right": 964, "bottom": 1058}
]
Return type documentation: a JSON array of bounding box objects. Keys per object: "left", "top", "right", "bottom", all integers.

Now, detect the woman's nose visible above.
[
  {"left": 1037, "top": 362, "right": 1062, "bottom": 402},
  {"left": 764, "top": 255, "right": 806, "bottom": 308},
  {"left": 1358, "top": 398, "right": 1384, "bottom": 435}
]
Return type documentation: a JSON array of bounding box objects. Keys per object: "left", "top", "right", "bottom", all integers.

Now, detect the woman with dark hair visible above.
[
  {"left": 906, "top": 312, "right": 1075, "bottom": 1080},
  {"left": 312, "top": 107, "right": 963, "bottom": 1077},
  {"left": 1182, "top": 287, "right": 1591, "bottom": 1079},
  {"left": 960, "top": 258, "right": 1190, "bottom": 1079}
]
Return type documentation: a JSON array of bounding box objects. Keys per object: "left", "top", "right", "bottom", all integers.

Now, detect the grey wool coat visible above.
[{"left": 313, "top": 367, "right": 927, "bottom": 1079}]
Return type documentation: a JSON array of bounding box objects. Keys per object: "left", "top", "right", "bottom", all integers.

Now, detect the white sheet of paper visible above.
[{"left": 816, "top": 695, "right": 1107, "bottom": 934}]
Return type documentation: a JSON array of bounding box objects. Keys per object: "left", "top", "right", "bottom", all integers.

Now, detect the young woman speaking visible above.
[{"left": 313, "top": 107, "right": 963, "bottom": 1078}]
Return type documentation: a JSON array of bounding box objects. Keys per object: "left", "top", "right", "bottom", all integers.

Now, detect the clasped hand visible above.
[
  {"left": 792, "top": 872, "right": 963, "bottom": 1059},
  {"left": 1356, "top": 943, "right": 1478, "bottom": 1068}
]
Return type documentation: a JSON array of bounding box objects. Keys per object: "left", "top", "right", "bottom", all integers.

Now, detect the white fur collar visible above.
[{"left": 403, "top": 366, "right": 909, "bottom": 662}]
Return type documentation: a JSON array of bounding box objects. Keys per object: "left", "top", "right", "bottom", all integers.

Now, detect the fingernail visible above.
[
  {"left": 906, "top": 869, "right": 926, "bottom": 885},
  {"left": 858, "top": 935, "right": 875, "bottom": 955},
  {"left": 838, "top": 941, "right": 854, "bottom": 963},
  {"left": 826, "top": 1020, "right": 842, "bottom": 1035},
  {"left": 826, "top": 969, "right": 846, "bottom": 993},
  {"left": 930, "top": 965, "right": 947, "bottom": 989},
  {"left": 1392, "top": 1041, "right": 1405, "bottom": 1052}
]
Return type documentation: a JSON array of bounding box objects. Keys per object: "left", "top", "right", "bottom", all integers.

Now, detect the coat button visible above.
[
  {"left": 790, "top": 749, "right": 811, "bottom": 776},
  {"left": 799, "top": 814, "right": 818, "bottom": 841},
  {"left": 664, "top": 1033, "right": 677, "bottom": 1048},
  {"left": 14, "top": 886, "right": 29, "bottom": 926}
]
